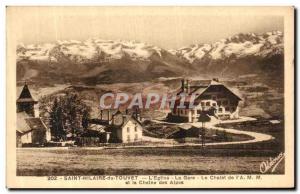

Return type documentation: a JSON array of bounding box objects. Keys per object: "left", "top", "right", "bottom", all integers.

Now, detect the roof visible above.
[
  {"left": 25, "top": 118, "right": 48, "bottom": 132},
  {"left": 80, "top": 129, "right": 106, "bottom": 137},
  {"left": 88, "top": 118, "right": 109, "bottom": 125},
  {"left": 17, "top": 112, "right": 48, "bottom": 134},
  {"left": 121, "top": 115, "right": 143, "bottom": 129},
  {"left": 178, "top": 80, "right": 242, "bottom": 101},
  {"left": 17, "top": 83, "right": 37, "bottom": 103},
  {"left": 17, "top": 112, "right": 32, "bottom": 133},
  {"left": 97, "top": 114, "right": 143, "bottom": 133},
  {"left": 89, "top": 124, "right": 106, "bottom": 133}
]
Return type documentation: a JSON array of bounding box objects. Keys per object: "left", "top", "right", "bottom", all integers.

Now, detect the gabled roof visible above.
[
  {"left": 179, "top": 80, "right": 242, "bottom": 101},
  {"left": 25, "top": 118, "right": 48, "bottom": 132},
  {"left": 17, "top": 112, "right": 48, "bottom": 134},
  {"left": 120, "top": 115, "right": 142, "bottom": 129},
  {"left": 89, "top": 114, "right": 143, "bottom": 133},
  {"left": 17, "top": 83, "right": 37, "bottom": 103}
]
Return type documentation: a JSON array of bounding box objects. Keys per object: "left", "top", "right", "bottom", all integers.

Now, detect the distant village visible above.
[{"left": 16, "top": 78, "right": 242, "bottom": 147}]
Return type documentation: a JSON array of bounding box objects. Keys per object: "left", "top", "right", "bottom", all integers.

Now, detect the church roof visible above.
[
  {"left": 17, "top": 112, "right": 48, "bottom": 134},
  {"left": 17, "top": 83, "right": 37, "bottom": 103},
  {"left": 17, "top": 112, "right": 32, "bottom": 133}
]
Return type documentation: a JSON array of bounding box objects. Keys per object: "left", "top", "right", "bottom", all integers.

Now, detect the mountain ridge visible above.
[{"left": 17, "top": 31, "right": 283, "bottom": 86}]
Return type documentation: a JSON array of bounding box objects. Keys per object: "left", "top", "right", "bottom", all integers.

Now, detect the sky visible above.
[{"left": 8, "top": 7, "right": 284, "bottom": 49}]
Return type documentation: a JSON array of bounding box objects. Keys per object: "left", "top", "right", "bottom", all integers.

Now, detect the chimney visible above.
[
  {"left": 122, "top": 115, "right": 126, "bottom": 124},
  {"left": 107, "top": 109, "right": 110, "bottom": 121},
  {"left": 185, "top": 79, "right": 190, "bottom": 93},
  {"left": 181, "top": 79, "right": 185, "bottom": 92},
  {"left": 100, "top": 109, "right": 103, "bottom": 120}
]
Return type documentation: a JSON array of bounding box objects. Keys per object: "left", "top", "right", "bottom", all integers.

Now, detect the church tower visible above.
[{"left": 16, "top": 83, "right": 38, "bottom": 117}]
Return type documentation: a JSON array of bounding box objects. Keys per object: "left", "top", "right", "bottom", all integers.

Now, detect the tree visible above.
[
  {"left": 49, "top": 98, "right": 65, "bottom": 140},
  {"left": 40, "top": 92, "right": 91, "bottom": 140},
  {"left": 82, "top": 109, "right": 90, "bottom": 130}
]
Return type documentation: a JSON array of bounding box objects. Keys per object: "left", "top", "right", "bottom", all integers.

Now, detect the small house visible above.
[{"left": 89, "top": 110, "right": 144, "bottom": 143}]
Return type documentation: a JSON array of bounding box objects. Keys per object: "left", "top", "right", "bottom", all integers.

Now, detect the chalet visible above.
[
  {"left": 169, "top": 78, "right": 242, "bottom": 122},
  {"left": 88, "top": 109, "right": 144, "bottom": 143},
  {"left": 16, "top": 83, "right": 51, "bottom": 147}
]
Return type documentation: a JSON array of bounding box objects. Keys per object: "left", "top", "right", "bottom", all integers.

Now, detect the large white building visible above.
[{"left": 169, "top": 79, "right": 242, "bottom": 122}]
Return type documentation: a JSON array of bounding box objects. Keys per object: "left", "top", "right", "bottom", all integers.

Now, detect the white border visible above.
[{"left": 1, "top": 0, "right": 298, "bottom": 193}]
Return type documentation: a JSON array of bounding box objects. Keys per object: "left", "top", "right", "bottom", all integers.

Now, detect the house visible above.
[
  {"left": 16, "top": 83, "right": 51, "bottom": 147},
  {"left": 110, "top": 113, "right": 143, "bottom": 143},
  {"left": 76, "top": 124, "right": 111, "bottom": 146},
  {"left": 89, "top": 109, "right": 144, "bottom": 143},
  {"left": 169, "top": 78, "right": 242, "bottom": 122}
]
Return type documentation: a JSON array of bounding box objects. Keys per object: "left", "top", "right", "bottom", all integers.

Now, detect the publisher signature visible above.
[{"left": 260, "top": 152, "right": 284, "bottom": 174}]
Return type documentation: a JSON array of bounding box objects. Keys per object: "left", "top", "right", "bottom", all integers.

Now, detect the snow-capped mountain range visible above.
[
  {"left": 169, "top": 31, "right": 283, "bottom": 63},
  {"left": 17, "top": 31, "right": 283, "bottom": 85},
  {"left": 17, "top": 39, "right": 164, "bottom": 63}
]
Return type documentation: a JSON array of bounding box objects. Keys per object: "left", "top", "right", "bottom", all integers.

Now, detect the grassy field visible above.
[
  {"left": 17, "top": 146, "right": 284, "bottom": 176},
  {"left": 17, "top": 118, "right": 285, "bottom": 176}
]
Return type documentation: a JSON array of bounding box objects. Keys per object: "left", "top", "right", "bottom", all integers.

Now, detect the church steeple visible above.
[
  {"left": 17, "top": 82, "right": 38, "bottom": 117},
  {"left": 17, "top": 82, "right": 35, "bottom": 101}
]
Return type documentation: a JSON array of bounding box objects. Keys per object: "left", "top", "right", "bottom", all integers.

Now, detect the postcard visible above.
[{"left": 6, "top": 6, "right": 294, "bottom": 188}]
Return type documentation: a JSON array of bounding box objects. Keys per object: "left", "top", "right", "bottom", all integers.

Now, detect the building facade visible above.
[
  {"left": 89, "top": 109, "right": 144, "bottom": 143},
  {"left": 170, "top": 79, "right": 242, "bottom": 122}
]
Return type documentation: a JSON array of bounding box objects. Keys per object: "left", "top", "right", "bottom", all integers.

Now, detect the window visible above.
[
  {"left": 197, "top": 110, "right": 201, "bottom": 114},
  {"left": 127, "top": 127, "right": 130, "bottom": 133},
  {"left": 217, "top": 101, "right": 221, "bottom": 105},
  {"left": 218, "top": 108, "right": 222, "bottom": 112},
  {"left": 127, "top": 135, "right": 130, "bottom": 142},
  {"left": 134, "top": 126, "right": 137, "bottom": 132},
  {"left": 201, "top": 102, "right": 205, "bottom": 106},
  {"left": 206, "top": 102, "right": 210, "bottom": 106},
  {"left": 212, "top": 96, "right": 217, "bottom": 100},
  {"left": 212, "top": 103, "right": 217, "bottom": 107},
  {"left": 134, "top": 134, "right": 138, "bottom": 141},
  {"left": 225, "top": 107, "right": 230, "bottom": 111}
]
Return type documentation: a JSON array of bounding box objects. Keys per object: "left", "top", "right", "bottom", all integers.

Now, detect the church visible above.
[{"left": 16, "top": 83, "right": 51, "bottom": 147}]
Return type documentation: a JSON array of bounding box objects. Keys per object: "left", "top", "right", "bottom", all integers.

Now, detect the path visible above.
[
  {"left": 150, "top": 116, "right": 274, "bottom": 146},
  {"left": 19, "top": 117, "right": 274, "bottom": 150}
]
